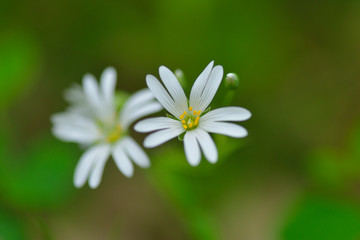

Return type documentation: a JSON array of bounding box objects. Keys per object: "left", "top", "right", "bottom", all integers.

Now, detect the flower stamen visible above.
[{"left": 180, "top": 106, "right": 201, "bottom": 130}]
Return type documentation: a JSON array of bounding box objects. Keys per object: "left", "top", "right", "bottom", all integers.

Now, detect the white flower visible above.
[
  {"left": 51, "top": 67, "right": 162, "bottom": 188},
  {"left": 134, "top": 61, "right": 251, "bottom": 166}
]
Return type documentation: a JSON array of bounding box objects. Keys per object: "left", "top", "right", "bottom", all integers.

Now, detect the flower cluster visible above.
[{"left": 51, "top": 61, "right": 251, "bottom": 188}]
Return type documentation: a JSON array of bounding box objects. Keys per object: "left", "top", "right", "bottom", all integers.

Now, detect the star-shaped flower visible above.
[
  {"left": 51, "top": 67, "right": 162, "bottom": 188},
  {"left": 134, "top": 61, "right": 251, "bottom": 166}
]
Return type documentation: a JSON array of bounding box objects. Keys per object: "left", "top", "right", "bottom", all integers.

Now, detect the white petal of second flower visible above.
[
  {"left": 64, "top": 84, "right": 86, "bottom": 106},
  {"left": 144, "top": 126, "right": 185, "bottom": 148},
  {"left": 82, "top": 74, "right": 102, "bottom": 114},
  {"left": 73, "top": 144, "right": 110, "bottom": 188},
  {"left": 88, "top": 144, "right": 111, "bottom": 189},
  {"left": 121, "top": 89, "right": 156, "bottom": 116},
  {"left": 134, "top": 117, "right": 181, "bottom": 133},
  {"left": 200, "top": 122, "right": 248, "bottom": 138},
  {"left": 120, "top": 101, "right": 163, "bottom": 129},
  {"left": 184, "top": 131, "right": 201, "bottom": 166},
  {"left": 100, "top": 66, "right": 117, "bottom": 109},
  {"left": 122, "top": 137, "right": 150, "bottom": 168},
  {"left": 52, "top": 125, "right": 100, "bottom": 145},
  {"left": 112, "top": 141, "right": 134, "bottom": 177},
  {"left": 51, "top": 112, "right": 99, "bottom": 132}
]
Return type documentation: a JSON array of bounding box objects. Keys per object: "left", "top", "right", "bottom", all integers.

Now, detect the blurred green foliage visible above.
[
  {"left": 307, "top": 123, "right": 360, "bottom": 190},
  {"left": 282, "top": 196, "right": 360, "bottom": 240},
  {"left": 0, "top": 136, "right": 75, "bottom": 210},
  {"left": 0, "top": 31, "right": 41, "bottom": 109},
  {"left": 0, "top": 121, "right": 76, "bottom": 238},
  {"left": 0, "top": 209, "right": 26, "bottom": 240}
]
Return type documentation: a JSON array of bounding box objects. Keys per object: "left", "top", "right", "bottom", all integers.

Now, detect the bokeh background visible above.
[{"left": 1, "top": 0, "right": 360, "bottom": 239}]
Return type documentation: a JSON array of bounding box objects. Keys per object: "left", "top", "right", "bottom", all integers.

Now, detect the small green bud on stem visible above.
[
  {"left": 175, "top": 69, "right": 187, "bottom": 89},
  {"left": 225, "top": 73, "right": 239, "bottom": 90},
  {"left": 222, "top": 73, "right": 240, "bottom": 105}
]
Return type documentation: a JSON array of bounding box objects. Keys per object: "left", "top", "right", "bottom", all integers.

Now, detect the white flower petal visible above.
[
  {"left": 146, "top": 74, "right": 183, "bottom": 118},
  {"left": 189, "top": 61, "right": 214, "bottom": 110},
  {"left": 134, "top": 117, "right": 180, "bottom": 133},
  {"left": 200, "top": 122, "right": 248, "bottom": 138},
  {"left": 201, "top": 107, "right": 252, "bottom": 123},
  {"left": 184, "top": 131, "right": 201, "bottom": 166},
  {"left": 121, "top": 102, "right": 163, "bottom": 129},
  {"left": 51, "top": 112, "right": 97, "bottom": 129},
  {"left": 194, "top": 129, "right": 218, "bottom": 164},
  {"left": 51, "top": 112, "right": 100, "bottom": 144},
  {"left": 64, "top": 84, "right": 86, "bottom": 106},
  {"left": 121, "top": 89, "right": 156, "bottom": 116},
  {"left": 88, "top": 145, "right": 111, "bottom": 189},
  {"left": 197, "top": 65, "right": 224, "bottom": 111},
  {"left": 100, "top": 66, "right": 117, "bottom": 109},
  {"left": 143, "top": 126, "right": 185, "bottom": 148},
  {"left": 159, "top": 66, "right": 188, "bottom": 111},
  {"left": 112, "top": 142, "right": 134, "bottom": 177},
  {"left": 122, "top": 137, "right": 150, "bottom": 168},
  {"left": 52, "top": 125, "right": 100, "bottom": 145},
  {"left": 82, "top": 74, "right": 102, "bottom": 113},
  {"left": 74, "top": 144, "right": 109, "bottom": 188}
]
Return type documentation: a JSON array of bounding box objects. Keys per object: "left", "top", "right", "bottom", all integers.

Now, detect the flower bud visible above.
[
  {"left": 174, "top": 69, "right": 187, "bottom": 88},
  {"left": 225, "top": 73, "right": 239, "bottom": 90}
]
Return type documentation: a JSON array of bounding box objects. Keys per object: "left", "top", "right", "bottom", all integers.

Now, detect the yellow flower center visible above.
[
  {"left": 179, "top": 107, "right": 201, "bottom": 130},
  {"left": 105, "top": 124, "right": 123, "bottom": 143}
]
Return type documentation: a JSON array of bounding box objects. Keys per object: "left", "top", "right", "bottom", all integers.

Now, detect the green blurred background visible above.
[{"left": 1, "top": 0, "right": 360, "bottom": 239}]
